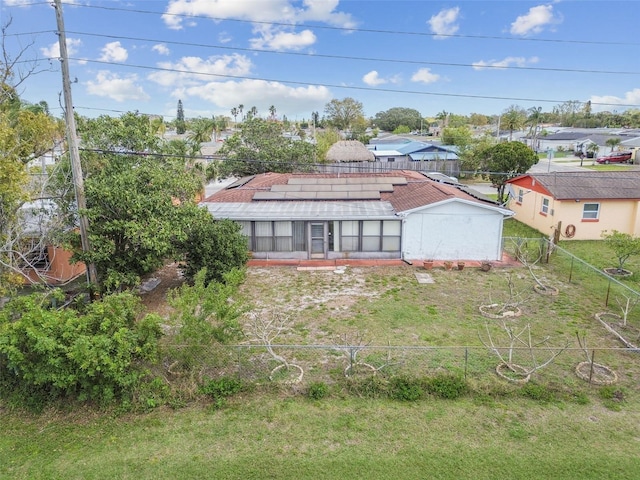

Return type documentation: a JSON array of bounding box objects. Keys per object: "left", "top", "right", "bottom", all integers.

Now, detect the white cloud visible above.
[
  {"left": 411, "top": 68, "right": 441, "bottom": 84},
  {"left": 510, "top": 5, "right": 561, "bottom": 36},
  {"left": 152, "top": 44, "right": 170, "bottom": 56},
  {"left": 589, "top": 89, "right": 640, "bottom": 112},
  {"left": 250, "top": 28, "right": 317, "bottom": 51},
  {"left": 148, "top": 54, "right": 253, "bottom": 87},
  {"left": 218, "top": 32, "right": 232, "bottom": 44},
  {"left": 99, "top": 41, "right": 128, "bottom": 62},
  {"left": 40, "top": 38, "right": 82, "bottom": 59},
  {"left": 162, "top": 0, "right": 355, "bottom": 30},
  {"left": 472, "top": 56, "right": 539, "bottom": 70},
  {"left": 428, "top": 7, "right": 460, "bottom": 39},
  {"left": 85, "top": 71, "right": 150, "bottom": 102},
  {"left": 179, "top": 79, "right": 332, "bottom": 117},
  {"left": 362, "top": 71, "right": 387, "bottom": 86}
]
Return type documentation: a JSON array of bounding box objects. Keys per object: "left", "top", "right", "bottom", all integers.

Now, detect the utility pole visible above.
[{"left": 53, "top": 0, "right": 99, "bottom": 290}]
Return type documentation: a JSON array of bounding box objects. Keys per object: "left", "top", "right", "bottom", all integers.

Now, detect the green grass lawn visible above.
[{"left": 2, "top": 396, "right": 640, "bottom": 480}]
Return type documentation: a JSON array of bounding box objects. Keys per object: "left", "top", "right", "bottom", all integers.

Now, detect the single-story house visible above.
[
  {"left": 200, "top": 170, "right": 513, "bottom": 261},
  {"left": 505, "top": 171, "right": 640, "bottom": 240},
  {"left": 367, "top": 141, "right": 458, "bottom": 162}
]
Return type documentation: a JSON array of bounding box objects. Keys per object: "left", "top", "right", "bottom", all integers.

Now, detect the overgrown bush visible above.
[
  {"left": 200, "top": 376, "right": 245, "bottom": 408},
  {"left": 0, "top": 290, "right": 162, "bottom": 408},
  {"left": 307, "top": 381, "right": 330, "bottom": 400},
  {"left": 164, "top": 268, "right": 246, "bottom": 373},
  {"left": 343, "top": 375, "right": 388, "bottom": 399},
  {"left": 389, "top": 376, "right": 423, "bottom": 401},
  {"left": 520, "top": 382, "right": 555, "bottom": 402},
  {"left": 423, "top": 374, "right": 468, "bottom": 400}
]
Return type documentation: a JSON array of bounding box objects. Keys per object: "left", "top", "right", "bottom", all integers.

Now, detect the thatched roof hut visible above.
[{"left": 325, "top": 140, "right": 375, "bottom": 162}]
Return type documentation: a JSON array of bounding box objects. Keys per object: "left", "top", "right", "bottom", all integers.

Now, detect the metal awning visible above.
[{"left": 201, "top": 201, "right": 398, "bottom": 221}]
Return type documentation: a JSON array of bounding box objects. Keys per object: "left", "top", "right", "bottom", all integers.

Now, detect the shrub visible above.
[
  {"left": 0, "top": 290, "right": 162, "bottom": 407},
  {"left": 389, "top": 376, "right": 423, "bottom": 402},
  {"left": 307, "top": 382, "right": 330, "bottom": 400},
  {"left": 344, "top": 375, "right": 388, "bottom": 399},
  {"left": 599, "top": 385, "right": 625, "bottom": 411},
  {"left": 424, "top": 374, "right": 468, "bottom": 400},
  {"left": 520, "top": 382, "right": 555, "bottom": 402},
  {"left": 200, "top": 376, "right": 244, "bottom": 399}
]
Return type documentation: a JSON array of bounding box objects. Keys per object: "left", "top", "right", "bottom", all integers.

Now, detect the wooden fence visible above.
[{"left": 314, "top": 160, "right": 461, "bottom": 176}]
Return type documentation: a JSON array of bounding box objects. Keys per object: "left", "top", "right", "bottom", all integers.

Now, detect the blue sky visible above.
[{"left": 4, "top": 0, "right": 640, "bottom": 122}]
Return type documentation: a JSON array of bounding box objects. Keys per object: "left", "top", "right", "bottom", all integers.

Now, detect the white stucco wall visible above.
[{"left": 401, "top": 201, "right": 506, "bottom": 261}]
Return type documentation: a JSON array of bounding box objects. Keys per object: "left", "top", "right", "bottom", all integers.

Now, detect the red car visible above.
[{"left": 596, "top": 151, "right": 632, "bottom": 164}]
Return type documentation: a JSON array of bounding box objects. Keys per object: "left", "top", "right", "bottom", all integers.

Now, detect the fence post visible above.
[
  {"left": 605, "top": 279, "right": 611, "bottom": 307},
  {"left": 464, "top": 347, "right": 468, "bottom": 380},
  {"left": 569, "top": 256, "right": 574, "bottom": 282}
]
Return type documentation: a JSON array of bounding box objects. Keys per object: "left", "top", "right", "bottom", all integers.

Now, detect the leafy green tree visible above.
[
  {"left": 324, "top": 97, "right": 365, "bottom": 131},
  {"left": 373, "top": 107, "right": 421, "bottom": 132},
  {"left": 176, "top": 99, "right": 186, "bottom": 134},
  {"left": 74, "top": 155, "right": 203, "bottom": 291},
  {"left": 393, "top": 125, "right": 411, "bottom": 134},
  {"left": 483, "top": 141, "right": 537, "bottom": 203},
  {"left": 601, "top": 230, "right": 640, "bottom": 273},
  {"left": 458, "top": 136, "right": 495, "bottom": 175},
  {"left": 315, "top": 128, "right": 341, "bottom": 161},
  {"left": 469, "top": 113, "right": 489, "bottom": 127},
  {"left": 441, "top": 126, "right": 472, "bottom": 147},
  {"left": 446, "top": 113, "right": 469, "bottom": 128},
  {"left": 179, "top": 209, "right": 249, "bottom": 285},
  {"left": 0, "top": 290, "right": 162, "bottom": 405},
  {"left": 0, "top": 72, "right": 61, "bottom": 294},
  {"left": 218, "top": 117, "right": 317, "bottom": 176}
]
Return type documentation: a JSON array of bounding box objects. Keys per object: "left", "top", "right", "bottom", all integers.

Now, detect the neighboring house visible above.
[
  {"left": 18, "top": 200, "right": 86, "bottom": 285},
  {"left": 535, "top": 128, "right": 640, "bottom": 157},
  {"left": 367, "top": 141, "right": 458, "bottom": 163},
  {"left": 200, "top": 170, "right": 513, "bottom": 262},
  {"left": 505, "top": 171, "right": 640, "bottom": 240}
]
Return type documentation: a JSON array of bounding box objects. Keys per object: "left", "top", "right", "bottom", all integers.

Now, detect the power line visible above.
[
  {"left": 56, "top": 30, "right": 640, "bottom": 77},
  {"left": 66, "top": 57, "right": 640, "bottom": 109},
  {"left": 65, "top": 2, "right": 640, "bottom": 47},
  {"left": 13, "top": 28, "right": 640, "bottom": 77}
]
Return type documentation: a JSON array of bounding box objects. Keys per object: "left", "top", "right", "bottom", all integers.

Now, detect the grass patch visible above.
[{"left": 2, "top": 396, "right": 640, "bottom": 480}]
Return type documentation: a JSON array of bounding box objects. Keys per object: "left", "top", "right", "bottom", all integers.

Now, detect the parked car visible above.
[{"left": 596, "top": 151, "right": 632, "bottom": 164}]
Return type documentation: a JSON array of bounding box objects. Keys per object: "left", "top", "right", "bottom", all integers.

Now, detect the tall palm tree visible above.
[
  {"left": 188, "top": 117, "right": 214, "bottom": 145},
  {"left": 269, "top": 105, "right": 276, "bottom": 120},
  {"left": 587, "top": 142, "right": 600, "bottom": 159},
  {"left": 212, "top": 115, "right": 227, "bottom": 142},
  {"left": 230, "top": 107, "right": 238, "bottom": 126},
  {"left": 526, "top": 106, "right": 543, "bottom": 151},
  {"left": 247, "top": 106, "right": 258, "bottom": 120},
  {"left": 238, "top": 104, "right": 244, "bottom": 122},
  {"left": 502, "top": 105, "right": 526, "bottom": 141},
  {"left": 606, "top": 137, "right": 621, "bottom": 152}
]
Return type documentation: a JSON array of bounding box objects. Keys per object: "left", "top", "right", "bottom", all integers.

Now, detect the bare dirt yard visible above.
[{"left": 138, "top": 261, "right": 640, "bottom": 391}]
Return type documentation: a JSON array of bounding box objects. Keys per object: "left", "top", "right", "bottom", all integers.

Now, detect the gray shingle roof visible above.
[{"left": 522, "top": 171, "right": 640, "bottom": 200}]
